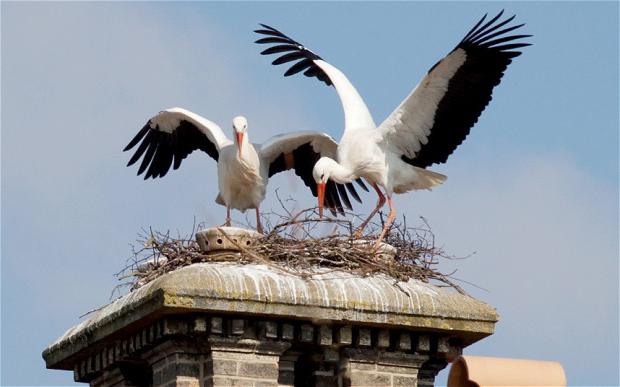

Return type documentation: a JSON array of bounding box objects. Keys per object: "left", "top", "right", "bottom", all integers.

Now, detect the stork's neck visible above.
[{"left": 326, "top": 158, "right": 356, "bottom": 184}]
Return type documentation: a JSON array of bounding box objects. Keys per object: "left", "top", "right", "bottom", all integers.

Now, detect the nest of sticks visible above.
[{"left": 116, "top": 201, "right": 468, "bottom": 296}]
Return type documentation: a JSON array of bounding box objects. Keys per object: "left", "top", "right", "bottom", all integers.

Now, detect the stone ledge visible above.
[{"left": 43, "top": 262, "right": 498, "bottom": 372}]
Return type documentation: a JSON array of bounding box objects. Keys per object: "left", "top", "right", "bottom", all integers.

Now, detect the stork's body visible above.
[
  {"left": 216, "top": 136, "right": 264, "bottom": 213},
  {"left": 124, "top": 108, "right": 364, "bottom": 232},
  {"left": 257, "top": 11, "right": 531, "bottom": 244}
]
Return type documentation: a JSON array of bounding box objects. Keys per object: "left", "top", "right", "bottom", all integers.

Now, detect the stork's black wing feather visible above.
[
  {"left": 124, "top": 119, "right": 218, "bottom": 180},
  {"left": 402, "top": 11, "right": 531, "bottom": 168},
  {"left": 255, "top": 24, "right": 332, "bottom": 86}
]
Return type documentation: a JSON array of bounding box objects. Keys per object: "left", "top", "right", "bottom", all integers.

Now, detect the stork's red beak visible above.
[
  {"left": 235, "top": 132, "right": 244, "bottom": 154},
  {"left": 317, "top": 182, "right": 326, "bottom": 218}
]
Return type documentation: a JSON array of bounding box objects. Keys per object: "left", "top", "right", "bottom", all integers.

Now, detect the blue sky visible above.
[{"left": 1, "top": 2, "right": 618, "bottom": 385}]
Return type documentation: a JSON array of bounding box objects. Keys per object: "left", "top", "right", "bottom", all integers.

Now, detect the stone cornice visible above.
[{"left": 43, "top": 262, "right": 498, "bottom": 372}]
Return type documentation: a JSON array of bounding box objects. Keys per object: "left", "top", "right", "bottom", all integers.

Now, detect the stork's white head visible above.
[
  {"left": 312, "top": 157, "right": 335, "bottom": 218},
  {"left": 232, "top": 116, "right": 248, "bottom": 154},
  {"left": 232, "top": 116, "right": 248, "bottom": 133},
  {"left": 312, "top": 157, "right": 333, "bottom": 185}
]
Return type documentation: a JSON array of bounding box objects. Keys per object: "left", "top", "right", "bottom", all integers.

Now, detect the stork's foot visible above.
[
  {"left": 373, "top": 239, "right": 384, "bottom": 250},
  {"left": 352, "top": 228, "right": 364, "bottom": 239}
]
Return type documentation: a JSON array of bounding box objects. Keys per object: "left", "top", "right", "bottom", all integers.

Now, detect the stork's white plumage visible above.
[
  {"left": 256, "top": 11, "right": 531, "bottom": 245},
  {"left": 124, "top": 107, "right": 366, "bottom": 232}
]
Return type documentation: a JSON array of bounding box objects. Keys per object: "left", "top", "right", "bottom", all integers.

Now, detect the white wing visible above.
[
  {"left": 259, "top": 131, "right": 338, "bottom": 170},
  {"left": 124, "top": 107, "right": 232, "bottom": 179},
  {"left": 378, "top": 12, "right": 531, "bottom": 168},
  {"left": 256, "top": 25, "right": 376, "bottom": 134}
]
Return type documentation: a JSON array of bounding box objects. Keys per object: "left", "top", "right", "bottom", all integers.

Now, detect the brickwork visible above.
[
  {"left": 204, "top": 337, "right": 290, "bottom": 387},
  {"left": 149, "top": 349, "right": 203, "bottom": 386},
  {"left": 277, "top": 351, "right": 299, "bottom": 386},
  {"left": 90, "top": 367, "right": 128, "bottom": 387},
  {"left": 341, "top": 349, "right": 428, "bottom": 387}
]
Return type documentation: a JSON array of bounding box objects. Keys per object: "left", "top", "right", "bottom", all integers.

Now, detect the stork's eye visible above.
[{"left": 320, "top": 174, "right": 325, "bottom": 180}]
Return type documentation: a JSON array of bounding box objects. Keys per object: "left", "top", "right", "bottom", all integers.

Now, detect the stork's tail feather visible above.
[
  {"left": 215, "top": 193, "right": 225, "bottom": 206},
  {"left": 412, "top": 167, "right": 447, "bottom": 190}
]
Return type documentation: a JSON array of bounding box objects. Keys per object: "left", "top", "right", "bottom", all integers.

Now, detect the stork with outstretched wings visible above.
[
  {"left": 256, "top": 10, "right": 531, "bottom": 244},
  {"left": 124, "top": 107, "right": 367, "bottom": 232}
]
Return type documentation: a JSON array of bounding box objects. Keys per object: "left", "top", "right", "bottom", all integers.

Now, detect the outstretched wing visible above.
[
  {"left": 379, "top": 11, "right": 532, "bottom": 168},
  {"left": 124, "top": 107, "right": 232, "bottom": 179},
  {"left": 255, "top": 24, "right": 376, "bottom": 133},
  {"left": 260, "top": 131, "right": 367, "bottom": 215}
]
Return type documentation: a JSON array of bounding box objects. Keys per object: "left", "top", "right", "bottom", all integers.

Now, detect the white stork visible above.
[
  {"left": 256, "top": 10, "right": 531, "bottom": 245},
  {"left": 123, "top": 107, "right": 367, "bottom": 232}
]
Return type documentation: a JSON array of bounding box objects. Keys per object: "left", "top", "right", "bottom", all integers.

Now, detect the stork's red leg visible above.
[
  {"left": 225, "top": 207, "right": 231, "bottom": 227},
  {"left": 256, "top": 208, "right": 264, "bottom": 234},
  {"left": 353, "top": 183, "right": 386, "bottom": 237},
  {"left": 374, "top": 195, "right": 395, "bottom": 248}
]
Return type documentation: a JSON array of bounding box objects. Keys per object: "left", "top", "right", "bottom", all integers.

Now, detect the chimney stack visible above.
[{"left": 43, "top": 227, "right": 498, "bottom": 386}]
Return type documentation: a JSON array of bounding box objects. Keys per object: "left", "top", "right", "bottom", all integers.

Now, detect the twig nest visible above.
[
  {"left": 136, "top": 256, "right": 168, "bottom": 273},
  {"left": 196, "top": 226, "right": 262, "bottom": 253},
  {"left": 352, "top": 240, "right": 397, "bottom": 263}
]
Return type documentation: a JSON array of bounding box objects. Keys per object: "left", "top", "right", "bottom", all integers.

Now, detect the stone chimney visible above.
[{"left": 42, "top": 227, "right": 498, "bottom": 387}]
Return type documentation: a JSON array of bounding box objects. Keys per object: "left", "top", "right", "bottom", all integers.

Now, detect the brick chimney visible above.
[{"left": 42, "top": 227, "right": 498, "bottom": 386}]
